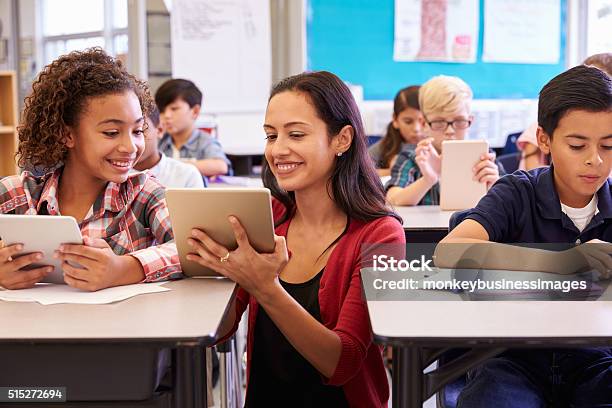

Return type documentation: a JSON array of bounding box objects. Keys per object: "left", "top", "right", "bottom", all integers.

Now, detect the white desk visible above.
[
  {"left": 0, "top": 278, "right": 237, "bottom": 407},
  {"left": 394, "top": 205, "right": 455, "bottom": 231},
  {"left": 364, "top": 285, "right": 612, "bottom": 408},
  {"left": 394, "top": 206, "right": 456, "bottom": 243}
]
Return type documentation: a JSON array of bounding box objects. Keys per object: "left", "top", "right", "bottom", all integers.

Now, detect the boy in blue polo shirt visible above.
[
  {"left": 439, "top": 65, "right": 612, "bottom": 406},
  {"left": 155, "top": 79, "right": 231, "bottom": 177}
]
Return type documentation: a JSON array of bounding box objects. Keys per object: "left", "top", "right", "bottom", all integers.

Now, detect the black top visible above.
[{"left": 245, "top": 269, "right": 349, "bottom": 408}]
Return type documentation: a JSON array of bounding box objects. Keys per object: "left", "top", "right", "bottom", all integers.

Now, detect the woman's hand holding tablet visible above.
[{"left": 187, "top": 216, "right": 289, "bottom": 298}]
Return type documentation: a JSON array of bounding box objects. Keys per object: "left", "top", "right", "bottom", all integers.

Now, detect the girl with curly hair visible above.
[{"left": 0, "top": 48, "right": 181, "bottom": 291}]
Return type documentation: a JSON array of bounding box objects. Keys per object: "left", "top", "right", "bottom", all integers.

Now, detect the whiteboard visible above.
[{"left": 170, "top": 0, "right": 271, "bottom": 113}]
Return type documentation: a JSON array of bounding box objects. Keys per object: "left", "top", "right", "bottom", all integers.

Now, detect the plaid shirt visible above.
[
  {"left": 0, "top": 168, "right": 182, "bottom": 282},
  {"left": 385, "top": 148, "right": 440, "bottom": 205},
  {"left": 385, "top": 146, "right": 507, "bottom": 206}
]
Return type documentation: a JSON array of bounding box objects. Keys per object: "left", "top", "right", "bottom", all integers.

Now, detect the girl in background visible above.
[{"left": 369, "top": 86, "right": 424, "bottom": 176}]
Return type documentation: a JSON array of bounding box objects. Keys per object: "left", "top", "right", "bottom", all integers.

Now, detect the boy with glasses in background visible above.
[{"left": 386, "top": 76, "right": 502, "bottom": 206}]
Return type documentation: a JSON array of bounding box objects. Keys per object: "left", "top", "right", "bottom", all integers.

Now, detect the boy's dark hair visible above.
[
  {"left": 378, "top": 85, "right": 420, "bottom": 168},
  {"left": 148, "top": 104, "right": 161, "bottom": 127},
  {"left": 18, "top": 47, "right": 153, "bottom": 171},
  {"left": 155, "top": 79, "right": 202, "bottom": 112},
  {"left": 538, "top": 65, "right": 612, "bottom": 137}
]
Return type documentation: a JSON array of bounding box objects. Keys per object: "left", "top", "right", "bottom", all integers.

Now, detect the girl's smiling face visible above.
[{"left": 65, "top": 91, "right": 145, "bottom": 184}]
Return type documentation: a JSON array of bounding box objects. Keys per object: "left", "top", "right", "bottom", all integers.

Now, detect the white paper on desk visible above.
[{"left": 0, "top": 282, "right": 170, "bottom": 305}]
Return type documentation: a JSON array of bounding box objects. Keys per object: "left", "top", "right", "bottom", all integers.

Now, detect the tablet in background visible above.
[
  {"left": 440, "top": 140, "right": 488, "bottom": 210},
  {"left": 166, "top": 188, "right": 275, "bottom": 278},
  {"left": 0, "top": 215, "right": 83, "bottom": 284}
]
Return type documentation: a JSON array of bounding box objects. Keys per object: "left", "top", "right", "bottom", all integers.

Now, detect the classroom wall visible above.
[{"left": 0, "top": 0, "right": 15, "bottom": 71}]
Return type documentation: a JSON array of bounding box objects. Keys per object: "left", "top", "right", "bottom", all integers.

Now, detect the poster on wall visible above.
[
  {"left": 482, "top": 0, "right": 561, "bottom": 64},
  {"left": 393, "top": 0, "right": 479, "bottom": 63}
]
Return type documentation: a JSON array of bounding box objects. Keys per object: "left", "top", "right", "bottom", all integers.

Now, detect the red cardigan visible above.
[{"left": 226, "top": 201, "right": 405, "bottom": 408}]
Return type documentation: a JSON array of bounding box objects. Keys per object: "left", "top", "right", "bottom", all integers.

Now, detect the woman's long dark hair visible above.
[
  {"left": 261, "top": 71, "right": 401, "bottom": 225},
  {"left": 378, "top": 86, "right": 420, "bottom": 168}
]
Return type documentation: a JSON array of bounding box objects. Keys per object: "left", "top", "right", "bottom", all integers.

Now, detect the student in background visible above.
[
  {"left": 133, "top": 105, "right": 205, "bottom": 188},
  {"left": 368, "top": 86, "right": 424, "bottom": 176},
  {"left": 155, "top": 79, "right": 231, "bottom": 177},
  {"left": 187, "top": 71, "right": 405, "bottom": 407},
  {"left": 517, "top": 52, "right": 612, "bottom": 170},
  {"left": 0, "top": 48, "right": 181, "bottom": 291},
  {"left": 438, "top": 65, "right": 612, "bottom": 407},
  {"left": 386, "top": 76, "right": 501, "bottom": 206}
]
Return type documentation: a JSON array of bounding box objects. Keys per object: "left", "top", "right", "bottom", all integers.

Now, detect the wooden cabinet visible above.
[{"left": 0, "top": 71, "right": 18, "bottom": 177}]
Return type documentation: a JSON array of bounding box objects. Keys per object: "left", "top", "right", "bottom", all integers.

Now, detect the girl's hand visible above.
[
  {"left": 55, "top": 237, "right": 138, "bottom": 291},
  {"left": 415, "top": 138, "right": 441, "bottom": 184},
  {"left": 473, "top": 153, "right": 500, "bottom": 189},
  {"left": 0, "top": 244, "right": 52, "bottom": 289},
  {"left": 186, "top": 216, "right": 289, "bottom": 300}
]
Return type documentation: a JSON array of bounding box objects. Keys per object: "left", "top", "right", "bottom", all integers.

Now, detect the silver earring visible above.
[{"left": 337, "top": 152, "right": 343, "bottom": 157}]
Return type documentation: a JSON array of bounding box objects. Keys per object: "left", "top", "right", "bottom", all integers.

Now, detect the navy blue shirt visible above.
[{"left": 464, "top": 166, "right": 612, "bottom": 243}]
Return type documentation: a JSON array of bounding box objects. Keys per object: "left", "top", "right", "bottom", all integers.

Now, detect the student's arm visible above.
[
  {"left": 128, "top": 185, "right": 182, "bottom": 282},
  {"left": 434, "top": 220, "right": 598, "bottom": 274},
  {"left": 387, "top": 177, "right": 436, "bottom": 206},
  {"left": 385, "top": 149, "right": 435, "bottom": 206},
  {"left": 192, "top": 137, "right": 232, "bottom": 177},
  {"left": 193, "top": 158, "right": 229, "bottom": 177}
]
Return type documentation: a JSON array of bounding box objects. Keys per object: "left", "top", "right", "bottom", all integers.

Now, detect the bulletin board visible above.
[{"left": 306, "top": 0, "right": 567, "bottom": 100}]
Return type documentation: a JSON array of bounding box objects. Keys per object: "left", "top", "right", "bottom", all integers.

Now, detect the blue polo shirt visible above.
[
  {"left": 464, "top": 166, "right": 612, "bottom": 243},
  {"left": 158, "top": 129, "right": 232, "bottom": 170}
]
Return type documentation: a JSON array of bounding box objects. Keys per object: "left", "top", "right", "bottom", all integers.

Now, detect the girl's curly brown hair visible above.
[{"left": 17, "top": 47, "right": 154, "bottom": 172}]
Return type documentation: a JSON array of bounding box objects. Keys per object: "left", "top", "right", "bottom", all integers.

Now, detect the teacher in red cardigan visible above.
[{"left": 187, "top": 71, "right": 406, "bottom": 408}]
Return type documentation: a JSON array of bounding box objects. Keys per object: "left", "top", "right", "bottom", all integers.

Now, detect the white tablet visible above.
[
  {"left": 166, "top": 188, "right": 276, "bottom": 278},
  {"left": 0, "top": 215, "right": 83, "bottom": 284},
  {"left": 440, "top": 140, "right": 489, "bottom": 210}
]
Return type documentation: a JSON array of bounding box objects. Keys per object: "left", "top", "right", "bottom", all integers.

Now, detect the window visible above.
[
  {"left": 41, "top": 0, "right": 128, "bottom": 65},
  {"left": 586, "top": 0, "right": 612, "bottom": 56}
]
